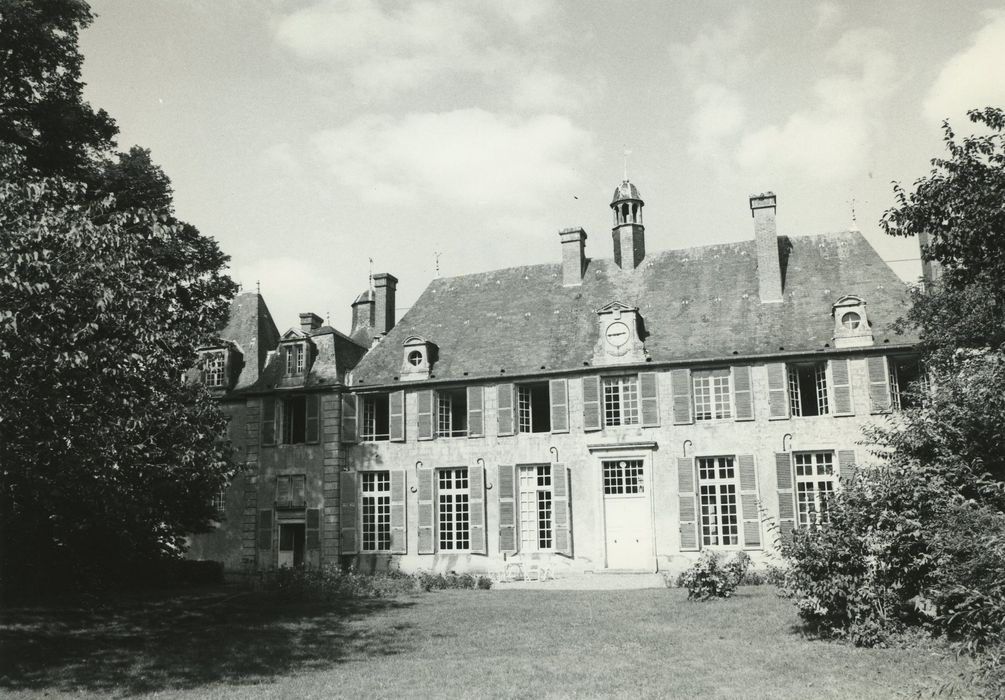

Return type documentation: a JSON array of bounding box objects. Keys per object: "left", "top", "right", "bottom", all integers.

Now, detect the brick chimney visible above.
[
  {"left": 350, "top": 290, "right": 374, "bottom": 336},
  {"left": 750, "top": 192, "right": 783, "bottom": 303},
  {"left": 299, "top": 312, "right": 323, "bottom": 332},
  {"left": 559, "top": 227, "right": 587, "bottom": 286},
  {"left": 372, "top": 273, "right": 398, "bottom": 335},
  {"left": 917, "top": 229, "right": 943, "bottom": 290}
]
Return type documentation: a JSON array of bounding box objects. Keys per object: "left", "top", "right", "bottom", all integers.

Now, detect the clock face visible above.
[{"left": 605, "top": 321, "right": 630, "bottom": 347}]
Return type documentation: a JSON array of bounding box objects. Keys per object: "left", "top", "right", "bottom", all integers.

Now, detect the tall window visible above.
[
  {"left": 360, "top": 394, "right": 390, "bottom": 441},
  {"left": 889, "top": 357, "right": 925, "bottom": 410},
  {"left": 519, "top": 465, "right": 553, "bottom": 551},
  {"left": 789, "top": 362, "right": 828, "bottom": 416},
  {"left": 284, "top": 343, "right": 306, "bottom": 375},
  {"left": 361, "top": 471, "right": 391, "bottom": 551},
  {"left": 276, "top": 474, "right": 306, "bottom": 509},
  {"left": 517, "top": 383, "right": 551, "bottom": 433},
  {"left": 282, "top": 396, "right": 307, "bottom": 444},
  {"left": 436, "top": 388, "right": 468, "bottom": 437},
  {"left": 603, "top": 376, "right": 639, "bottom": 426},
  {"left": 697, "top": 456, "right": 739, "bottom": 546},
  {"left": 204, "top": 352, "right": 226, "bottom": 388},
  {"left": 603, "top": 459, "right": 644, "bottom": 495},
  {"left": 438, "top": 468, "right": 470, "bottom": 550},
  {"left": 794, "top": 452, "right": 834, "bottom": 527},
  {"left": 693, "top": 369, "right": 732, "bottom": 420}
]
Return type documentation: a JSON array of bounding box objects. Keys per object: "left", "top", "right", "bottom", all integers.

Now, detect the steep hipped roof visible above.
[
  {"left": 350, "top": 231, "right": 917, "bottom": 388},
  {"left": 219, "top": 292, "right": 280, "bottom": 389}
]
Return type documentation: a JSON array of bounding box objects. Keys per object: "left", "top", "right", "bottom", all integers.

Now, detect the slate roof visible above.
[
  {"left": 236, "top": 325, "right": 368, "bottom": 394},
  {"left": 219, "top": 292, "right": 280, "bottom": 390},
  {"left": 612, "top": 180, "right": 642, "bottom": 204},
  {"left": 349, "top": 231, "right": 917, "bottom": 388}
]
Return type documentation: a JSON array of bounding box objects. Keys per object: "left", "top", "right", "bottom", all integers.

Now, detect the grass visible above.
[{"left": 0, "top": 584, "right": 978, "bottom": 699}]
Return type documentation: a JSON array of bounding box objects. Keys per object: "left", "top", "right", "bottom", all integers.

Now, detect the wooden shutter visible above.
[
  {"left": 277, "top": 475, "right": 291, "bottom": 505},
  {"left": 497, "top": 464, "right": 517, "bottom": 554},
  {"left": 417, "top": 468, "right": 434, "bottom": 553},
  {"left": 389, "top": 390, "right": 405, "bottom": 442},
  {"left": 416, "top": 390, "right": 434, "bottom": 440},
  {"left": 467, "top": 386, "right": 484, "bottom": 438},
  {"left": 261, "top": 397, "right": 276, "bottom": 446},
  {"left": 678, "top": 457, "right": 698, "bottom": 551},
  {"left": 497, "top": 384, "right": 516, "bottom": 436},
  {"left": 732, "top": 365, "right": 754, "bottom": 421},
  {"left": 829, "top": 359, "right": 853, "bottom": 416},
  {"left": 767, "top": 363, "right": 790, "bottom": 419},
  {"left": 738, "top": 454, "right": 761, "bottom": 549},
  {"left": 390, "top": 470, "right": 407, "bottom": 554},
  {"left": 341, "top": 394, "right": 358, "bottom": 443},
  {"left": 293, "top": 474, "right": 306, "bottom": 505},
  {"left": 469, "top": 464, "right": 487, "bottom": 554},
  {"left": 552, "top": 463, "right": 572, "bottom": 556},
  {"left": 639, "top": 372, "right": 660, "bottom": 427},
  {"left": 257, "top": 508, "right": 273, "bottom": 551},
  {"left": 582, "top": 375, "right": 602, "bottom": 432},
  {"left": 670, "top": 369, "right": 693, "bottom": 424},
  {"left": 306, "top": 507, "right": 321, "bottom": 550},
  {"left": 306, "top": 394, "right": 320, "bottom": 443},
  {"left": 339, "top": 471, "right": 358, "bottom": 555},
  {"left": 838, "top": 449, "right": 857, "bottom": 486},
  {"left": 550, "top": 379, "right": 569, "bottom": 433},
  {"left": 868, "top": 356, "right": 892, "bottom": 413},
  {"left": 775, "top": 453, "right": 795, "bottom": 543}
]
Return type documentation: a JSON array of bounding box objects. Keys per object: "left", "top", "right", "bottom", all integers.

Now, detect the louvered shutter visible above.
[
  {"left": 277, "top": 475, "right": 291, "bottom": 506},
  {"left": 417, "top": 468, "right": 434, "bottom": 553},
  {"left": 390, "top": 470, "right": 407, "bottom": 554},
  {"left": 829, "top": 359, "right": 853, "bottom": 416},
  {"left": 550, "top": 379, "right": 569, "bottom": 433},
  {"left": 257, "top": 509, "right": 273, "bottom": 551},
  {"left": 639, "top": 372, "right": 660, "bottom": 427},
  {"left": 416, "top": 390, "right": 434, "bottom": 441},
  {"left": 838, "top": 450, "right": 857, "bottom": 486},
  {"left": 552, "top": 464, "right": 572, "bottom": 556},
  {"left": 294, "top": 474, "right": 306, "bottom": 506},
  {"left": 306, "top": 394, "right": 320, "bottom": 443},
  {"left": 261, "top": 397, "right": 276, "bottom": 446},
  {"left": 341, "top": 394, "right": 358, "bottom": 443},
  {"left": 732, "top": 365, "right": 754, "bottom": 421},
  {"left": 497, "top": 384, "right": 515, "bottom": 436},
  {"left": 498, "top": 465, "right": 517, "bottom": 554},
  {"left": 775, "top": 453, "right": 795, "bottom": 543},
  {"left": 678, "top": 457, "right": 698, "bottom": 551},
  {"left": 767, "top": 363, "right": 790, "bottom": 419},
  {"left": 339, "top": 471, "right": 358, "bottom": 554},
  {"left": 469, "top": 464, "right": 487, "bottom": 554},
  {"left": 670, "top": 369, "right": 693, "bottom": 424},
  {"left": 738, "top": 454, "right": 761, "bottom": 549},
  {"left": 389, "top": 390, "right": 405, "bottom": 442},
  {"left": 582, "top": 375, "right": 602, "bottom": 431},
  {"left": 467, "top": 386, "right": 484, "bottom": 438},
  {"left": 868, "top": 356, "right": 892, "bottom": 413},
  {"left": 306, "top": 507, "right": 321, "bottom": 549}
]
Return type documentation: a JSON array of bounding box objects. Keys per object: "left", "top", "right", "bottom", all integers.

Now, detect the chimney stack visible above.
[
  {"left": 917, "top": 229, "right": 943, "bottom": 290},
  {"left": 299, "top": 312, "right": 323, "bottom": 332},
  {"left": 372, "top": 273, "right": 398, "bottom": 335},
  {"left": 750, "top": 192, "right": 783, "bottom": 303},
  {"left": 350, "top": 290, "right": 374, "bottom": 337},
  {"left": 559, "top": 227, "right": 587, "bottom": 286}
]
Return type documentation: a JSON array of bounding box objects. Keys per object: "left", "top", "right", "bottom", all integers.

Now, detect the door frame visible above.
[{"left": 590, "top": 443, "right": 658, "bottom": 571}]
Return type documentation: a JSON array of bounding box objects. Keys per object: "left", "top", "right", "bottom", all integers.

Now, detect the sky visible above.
[{"left": 79, "top": 1, "right": 1005, "bottom": 334}]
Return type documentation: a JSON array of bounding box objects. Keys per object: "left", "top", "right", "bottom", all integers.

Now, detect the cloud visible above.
[
  {"left": 671, "top": 9, "right": 757, "bottom": 88},
  {"left": 814, "top": 1, "right": 843, "bottom": 31},
  {"left": 687, "top": 83, "right": 746, "bottom": 159},
  {"left": 923, "top": 12, "right": 1005, "bottom": 125},
  {"left": 232, "top": 257, "right": 332, "bottom": 332}
]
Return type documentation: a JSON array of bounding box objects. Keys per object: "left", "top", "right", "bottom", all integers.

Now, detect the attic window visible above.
[
  {"left": 841, "top": 312, "right": 861, "bottom": 330},
  {"left": 203, "top": 351, "right": 226, "bottom": 388},
  {"left": 407, "top": 350, "right": 423, "bottom": 366},
  {"left": 284, "top": 343, "right": 306, "bottom": 376}
]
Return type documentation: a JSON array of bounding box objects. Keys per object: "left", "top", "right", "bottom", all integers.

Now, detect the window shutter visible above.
[
  {"left": 339, "top": 471, "right": 358, "bottom": 555},
  {"left": 257, "top": 508, "right": 273, "bottom": 551},
  {"left": 389, "top": 390, "right": 405, "bottom": 442},
  {"left": 467, "top": 386, "right": 484, "bottom": 438},
  {"left": 670, "top": 369, "right": 693, "bottom": 425},
  {"left": 294, "top": 474, "right": 306, "bottom": 505},
  {"left": 306, "top": 394, "right": 320, "bottom": 443},
  {"left": 277, "top": 475, "right": 291, "bottom": 505},
  {"left": 497, "top": 384, "right": 516, "bottom": 436},
  {"left": 261, "top": 397, "right": 276, "bottom": 446},
  {"left": 737, "top": 454, "right": 761, "bottom": 549},
  {"left": 550, "top": 379, "right": 569, "bottom": 433},
  {"left": 469, "top": 464, "right": 487, "bottom": 554},
  {"left": 678, "top": 457, "right": 698, "bottom": 551},
  {"left": 390, "top": 470, "right": 407, "bottom": 554},
  {"left": 732, "top": 365, "right": 754, "bottom": 421},
  {"left": 639, "top": 372, "right": 660, "bottom": 427},
  {"left": 306, "top": 507, "right": 321, "bottom": 549},
  {"left": 582, "top": 375, "right": 602, "bottom": 432},
  {"left": 552, "top": 463, "right": 572, "bottom": 556},
  {"left": 775, "top": 453, "right": 795, "bottom": 543},
  {"left": 497, "top": 464, "right": 517, "bottom": 554},
  {"left": 829, "top": 359, "right": 854, "bottom": 416},
  {"left": 417, "top": 468, "right": 434, "bottom": 553},
  {"left": 417, "top": 390, "right": 434, "bottom": 441},
  {"left": 868, "top": 356, "right": 892, "bottom": 413},
  {"left": 766, "top": 363, "right": 790, "bottom": 419},
  {"left": 838, "top": 449, "right": 857, "bottom": 486},
  {"left": 341, "top": 394, "right": 358, "bottom": 443}
]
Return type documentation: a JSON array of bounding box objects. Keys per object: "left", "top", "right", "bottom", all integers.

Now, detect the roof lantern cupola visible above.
[{"left": 610, "top": 178, "right": 645, "bottom": 270}]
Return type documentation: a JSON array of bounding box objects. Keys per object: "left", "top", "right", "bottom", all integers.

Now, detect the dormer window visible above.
[
  {"left": 840, "top": 312, "right": 861, "bottom": 331},
  {"left": 401, "top": 335, "right": 436, "bottom": 380},
  {"left": 203, "top": 351, "right": 226, "bottom": 388},
  {"left": 285, "top": 343, "right": 306, "bottom": 375},
  {"left": 832, "top": 295, "right": 873, "bottom": 348},
  {"left": 407, "top": 350, "right": 423, "bottom": 366}
]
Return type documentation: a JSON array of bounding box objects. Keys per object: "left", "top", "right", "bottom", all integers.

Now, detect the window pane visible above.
[{"left": 697, "top": 456, "right": 738, "bottom": 546}]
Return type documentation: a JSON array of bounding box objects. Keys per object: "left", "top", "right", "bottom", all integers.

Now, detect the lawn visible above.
[{"left": 0, "top": 584, "right": 978, "bottom": 699}]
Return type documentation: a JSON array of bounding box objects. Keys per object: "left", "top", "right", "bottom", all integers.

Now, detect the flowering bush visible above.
[{"left": 676, "top": 551, "right": 750, "bottom": 601}]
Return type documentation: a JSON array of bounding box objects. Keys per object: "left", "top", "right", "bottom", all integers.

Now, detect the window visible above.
[
  {"left": 693, "top": 369, "right": 732, "bottom": 420},
  {"left": 788, "top": 362, "right": 828, "bottom": 417},
  {"left": 360, "top": 394, "right": 390, "bottom": 441},
  {"left": 276, "top": 474, "right": 306, "bottom": 509},
  {"left": 603, "top": 376, "right": 639, "bottom": 426},
  {"left": 697, "top": 456, "right": 739, "bottom": 546},
  {"left": 211, "top": 487, "right": 226, "bottom": 516},
  {"left": 438, "top": 468, "right": 470, "bottom": 550},
  {"left": 284, "top": 342, "right": 306, "bottom": 375},
  {"left": 407, "top": 350, "right": 423, "bottom": 366},
  {"left": 203, "top": 352, "right": 226, "bottom": 388},
  {"left": 841, "top": 311, "right": 861, "bottom": 330},
  {"left": 794, "top": 452, "right": 834, "bottom": 527},
  {"left": 519, "top": 465, "right": 553, "bottom": 551},
  {"left": 603, "top": 459, "right": 644, "bottom": 495},
  {"left": 436, "top": 388, "right": 468, "bottom": 437},
  {"left": 282, "top": 396, "right": 307, "bottom": 444},
  {"left": 517, "top": 382, "right": 551, "bottom": 433},
  {"left": 361, "top": 471, "right": 391, "bottom": 551},
  {"left": 889, "top": 357, "right": 925, "bottom": 410}
]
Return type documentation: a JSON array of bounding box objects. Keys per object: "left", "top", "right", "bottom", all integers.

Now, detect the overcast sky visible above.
[{"left": 79, "top": 1, "right": 1005, "bottom": 333}]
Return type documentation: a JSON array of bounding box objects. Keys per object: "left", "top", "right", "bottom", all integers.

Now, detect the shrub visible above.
[
  {"left": 677, "top": 551, "right": 750, "bottom": 601},
  {"left": 263, "top": 566, "right": 491, "bottom": 601}
]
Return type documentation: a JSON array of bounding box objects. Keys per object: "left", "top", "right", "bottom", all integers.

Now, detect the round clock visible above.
[{"left": 605, "top": 321, "right": 630, "bottom": 347}]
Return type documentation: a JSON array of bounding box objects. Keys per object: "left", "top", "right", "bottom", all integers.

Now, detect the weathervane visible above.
[
  {"left": 623, "top": 147, "right": 632, "bottom": 181},
  {"left": 434, "top": 251, "right": 441, "bottom": 278},
  {"left": 256, "top": 280, "right": 260, "bottom": 295},
  {"left": 847, "top": 196, "right": 864, "bottom": 231}
]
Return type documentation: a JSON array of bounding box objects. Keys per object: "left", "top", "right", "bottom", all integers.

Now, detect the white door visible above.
[{"left": 602, "top": 459, "right": 653, "bottom": 569}]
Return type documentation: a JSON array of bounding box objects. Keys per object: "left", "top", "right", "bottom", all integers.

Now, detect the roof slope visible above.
[{"left": 219, "top": 292, "right": 280, "bottom": 389}]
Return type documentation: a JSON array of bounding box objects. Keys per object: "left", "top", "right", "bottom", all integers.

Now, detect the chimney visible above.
[
  {"left": 372, "top": 273, "right": 398, "bottom": 335},
  {"left": 350, "top": 290, "right": 374, "bottom": 336},
  {"left": 917, "top": 229, "right": 943, "bottom": 290},
  {"left": 299, "top": 312, "right": 323, "bottom": 332},
  {"left": 750, "top": 192, "right": 783, "bottom": 303},
  {"left": 559, "top": 227, "right": 587, "bottom": 286}
]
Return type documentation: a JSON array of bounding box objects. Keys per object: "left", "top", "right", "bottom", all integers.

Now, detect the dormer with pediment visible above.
[
  {"left": 278, "top": 328, "right": 316, "bottom": 384},
  {"left": 592, "top": 301, "right": 648, "bottom": 365},
  {"left": 401, "top": 335, "right": 437, "bottom": 381},
  {"left": 832, "top": 294, "right": 874, "bottom": 348}
]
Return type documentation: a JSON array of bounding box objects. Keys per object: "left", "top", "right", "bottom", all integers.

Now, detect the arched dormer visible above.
[
  {"left": 401, "top": 335, "right": 437, "bottom": 380},
  {"left": 832, "top": 295, "right": 874, "bottom": 348}
]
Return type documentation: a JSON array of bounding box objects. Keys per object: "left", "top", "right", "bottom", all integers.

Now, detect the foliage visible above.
[
  {"left": 675, "top": 551, "right": 750, "bottom": 601},
  {"left": 261, "top": 566, "right": 493, "bottom": 601}
]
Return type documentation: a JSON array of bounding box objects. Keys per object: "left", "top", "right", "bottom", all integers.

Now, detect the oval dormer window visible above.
[
  {"left": 841, "top": 311, "right": 862, "bottom": 330},
  {"left": 407, "top": 350, "right": 423, "bottom": 366}
]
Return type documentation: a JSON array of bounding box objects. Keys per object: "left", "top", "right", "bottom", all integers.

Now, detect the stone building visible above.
[{"left": 189, "top": 180, "right": 921, "bottom": 575}]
